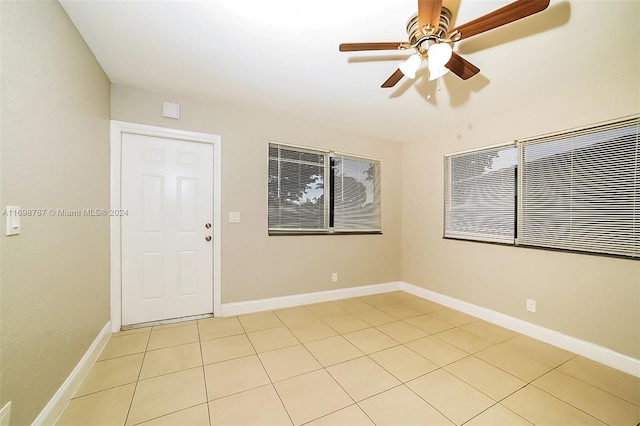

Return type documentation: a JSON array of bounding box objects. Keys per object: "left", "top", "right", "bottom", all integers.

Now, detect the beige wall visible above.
[
  {"left": 111, "top": 84, "right": 402, "bottom": 304},
  {"left": 0, "top": 1, "right": 111, "bottom": 424},
  {"left": 401, "top": 1, "right": 640, "bottom": 359}
]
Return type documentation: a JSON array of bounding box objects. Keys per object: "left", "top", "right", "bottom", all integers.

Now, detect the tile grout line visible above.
[
  {"left": 279, "top": 301, "right": 453, "bottom": 425},
  {"left": 362, "top": 332, "right": 461, "bottom": 426},
  {"left": 122, "top": 324, "right": 206, "bottom": 425},
  {"left": 412, "top": 347, "right": 531, "bottom": 425},
  {"left": 299, "top": 299, "right": 442, "bottom": 420},
  {"left": 447, "top": 353, "right": 530, "bottom": 426},
  {"left": 356, "top": 317, "right": 530, "bottom": 426},
  {"left": 297, "top": 403, "right": 374, "bottom": 426},
  {"left": 123, "top": 327, "right": 152, "bottom": 426},
  {"left": 522, "top": 382, "right": 610, "bottom": 425},
  {"left": 448, "top": 351, "right": 620, "bottom": 425},
  {"left": 275, "top": 309, "right": 377, "bottom": 424},
  {"left": 459, "top": 402, "right": 530, "bottom": 426},
  {"left": 263, "top": 305, "right": 404, "bottom": 425},
  {"left": 524, "top": 355, "right": 624, "bottom": 425},
  {"left": 196, "top": 318, "right": 213, "bottom": 426},
  {"left": 269, "top": 305, "right": 386, "bottom": 424},
  {"left": 547, "top": 355, "right": 640, "bottom": 407},
  {"left": 239, "top": 313, "right": 297, "bottom": 426}
]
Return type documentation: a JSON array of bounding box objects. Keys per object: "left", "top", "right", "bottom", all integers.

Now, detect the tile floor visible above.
[{"left": 56, "top": 291, "right": 640, "bottom": 426}]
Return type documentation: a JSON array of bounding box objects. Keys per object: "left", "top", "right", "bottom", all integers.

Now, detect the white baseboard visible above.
[
  {"left": 219, "top": 282, "right": 403, "bottom": 316},
  {"left": 399, "top": 282, "right": 640, "bottom": 378},
  {"left": 221, "top": 281, "right": 639, "bottom": 377},
  {"left": 33, "top": 321, "right": 112, "bottom": 425}
]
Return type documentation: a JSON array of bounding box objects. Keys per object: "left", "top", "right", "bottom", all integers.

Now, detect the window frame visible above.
[
  {"left": 443, "top": 115, "right": 639, "bottom": 260},
  {"left": 443, "top": 142, "right": 518, "bottom": 244},
  {"left": 268, "top": 142, "right": 329, "bottom": 234},
  {"left": 331, "top": 152, "right": 383, "bottom": 233},
  {"left": 268, "top": 142, "right": 383, "bottom": 236},
  {"left": 516, "top": 117, "right": 639, "bottom": 258}
]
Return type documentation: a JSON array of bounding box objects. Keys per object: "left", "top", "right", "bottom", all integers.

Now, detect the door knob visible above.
[
  {"left": 205, "top": 223, "right": 212, "bottom": 229},
  {"left": 205, "top": 235, "right": 212, "bottom": 242}
]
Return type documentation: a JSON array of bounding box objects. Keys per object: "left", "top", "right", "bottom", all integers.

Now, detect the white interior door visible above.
[{"left": 121, "top": 133, "right": 214, "bottom": 325}]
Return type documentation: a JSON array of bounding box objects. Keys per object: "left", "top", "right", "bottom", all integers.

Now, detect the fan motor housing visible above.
[{"left": 406, "top": 6, "right": 452, "bottom": 48}]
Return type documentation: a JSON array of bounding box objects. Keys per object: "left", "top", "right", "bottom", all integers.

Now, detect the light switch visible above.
[
  {"left": 5, "top": 206, "right": 20, "bottom": 236},
  {"left": 228, "top": 212, "right": 240, "bottom": 223}
]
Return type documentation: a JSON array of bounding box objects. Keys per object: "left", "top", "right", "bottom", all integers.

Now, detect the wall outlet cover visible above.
[{"left": 526, "top": 299, "right": 537, "bottom": 313}]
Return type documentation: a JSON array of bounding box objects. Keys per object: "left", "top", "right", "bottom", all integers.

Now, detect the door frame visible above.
[{"left": 110, "top": 120, "right": 222, "bottom": 332}]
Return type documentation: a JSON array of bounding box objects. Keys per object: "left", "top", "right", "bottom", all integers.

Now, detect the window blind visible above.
[
  {"left": 518, "top": 117, "right": 639, "bottom": 257},
  {"left": 444, "top": 144, "right": 517, "bottom": 243},
  {"left": 268, "top": 144, "right": 328, "bottom": 232},
  {"left": 332, "top": 154, "right": 382, "bottom": 232}
]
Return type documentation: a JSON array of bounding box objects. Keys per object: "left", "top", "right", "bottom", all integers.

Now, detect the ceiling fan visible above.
[{"left": 339, "top": 0, "right": 550, "bottom": 88}]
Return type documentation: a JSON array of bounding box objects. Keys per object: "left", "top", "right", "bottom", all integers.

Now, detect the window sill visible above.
[
  {"left": 442, "top": 236, "right": 638, "bottom": 260},
  {"left": 269, "top": 231, "right": 383, "bottom": 236}
]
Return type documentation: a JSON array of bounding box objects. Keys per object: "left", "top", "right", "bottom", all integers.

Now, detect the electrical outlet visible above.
[
  {"left": 526, "top": 299, "right": 537, "bottom": 313},
  {"left": 331, "top": 273, "right": 338, "bottom": 283}
]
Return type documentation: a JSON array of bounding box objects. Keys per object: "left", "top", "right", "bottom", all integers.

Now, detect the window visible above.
[
  {"left": 444, "top": 116, "right": 639, "bottom": 258},
  {"left": 519, "top": 118, "right": 639, "bottom": 257},
  {"left": 331, "top": 154, "right": 382, "bottom": 232},
  {"left": 269, "top": 143, "right": 381, "bottom": 234},
  {"left": 268, "top": 144, "right": 327, "bottom": 232},
  {"left": 444, "top": 144, "right": 517, "bottom": 244}
]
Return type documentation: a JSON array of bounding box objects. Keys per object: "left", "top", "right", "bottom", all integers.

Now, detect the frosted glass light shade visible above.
[
  {"left": 428, "top": 43, "right": 452, "bottom": 67},
  {"left": 427, "top": 42, "right": 452, "bottom": 81},
  {"left": 428, "top": 64, "right": 450, "bottom": 81},
  {"left": 399, "top": 53, "right": 421, "bottom": 79}
]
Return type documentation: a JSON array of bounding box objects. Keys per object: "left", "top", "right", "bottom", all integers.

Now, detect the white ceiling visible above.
[{"left": 59, "top": 0, "right": 614, "bottom": 143}]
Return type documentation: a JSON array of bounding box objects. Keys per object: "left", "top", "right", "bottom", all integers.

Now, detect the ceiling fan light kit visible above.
[
  {"left": 398, "top": 42, "right": 452, "bottom": 81},
  {"left": 339, "top": 0, "right": 551, "bottom": 89}
]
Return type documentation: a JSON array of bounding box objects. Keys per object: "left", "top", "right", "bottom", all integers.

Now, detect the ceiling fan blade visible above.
[
  {"left": 381, "top": 69, "right": 405, "bottom": 88},
  {"left": 448, "top": 0, "right": 550, "bottom": 41},
  {"left": 339, "top": 42, "right": 409, "bottom": 52},
  {"left": 418, "top": 0, "right": 443, "bottom": 32},
  {"left": 445, "top": 52, "right": 480, "bottom": 80}
]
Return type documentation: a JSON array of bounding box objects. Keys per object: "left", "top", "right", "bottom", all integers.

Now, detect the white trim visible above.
[
  {"left": 110, "top": 121, "right": 222, "bottom": 331},
  {"left": 399, "top": 282, "right": 640, "bottom": 378},
  {"left": 220, "top": 282, "right": 403, "bottom": 316},
  {"left": 517, "top": 114, "right": 639, "bottom": 145},
  {"left": 268, "top": 140, "right": 330, "bottom": 154},
  {"left": 333, "top": 150, "right": 382, "bottom": 163},
  {"left": 120, "top": 313, "right": 214, "bottom": 331},
  {"left": 445, "top": 141, "right": 516, "bottom": 157},
  {"left": 34, "top": 321, "right": 112, "bottom": 426}
]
